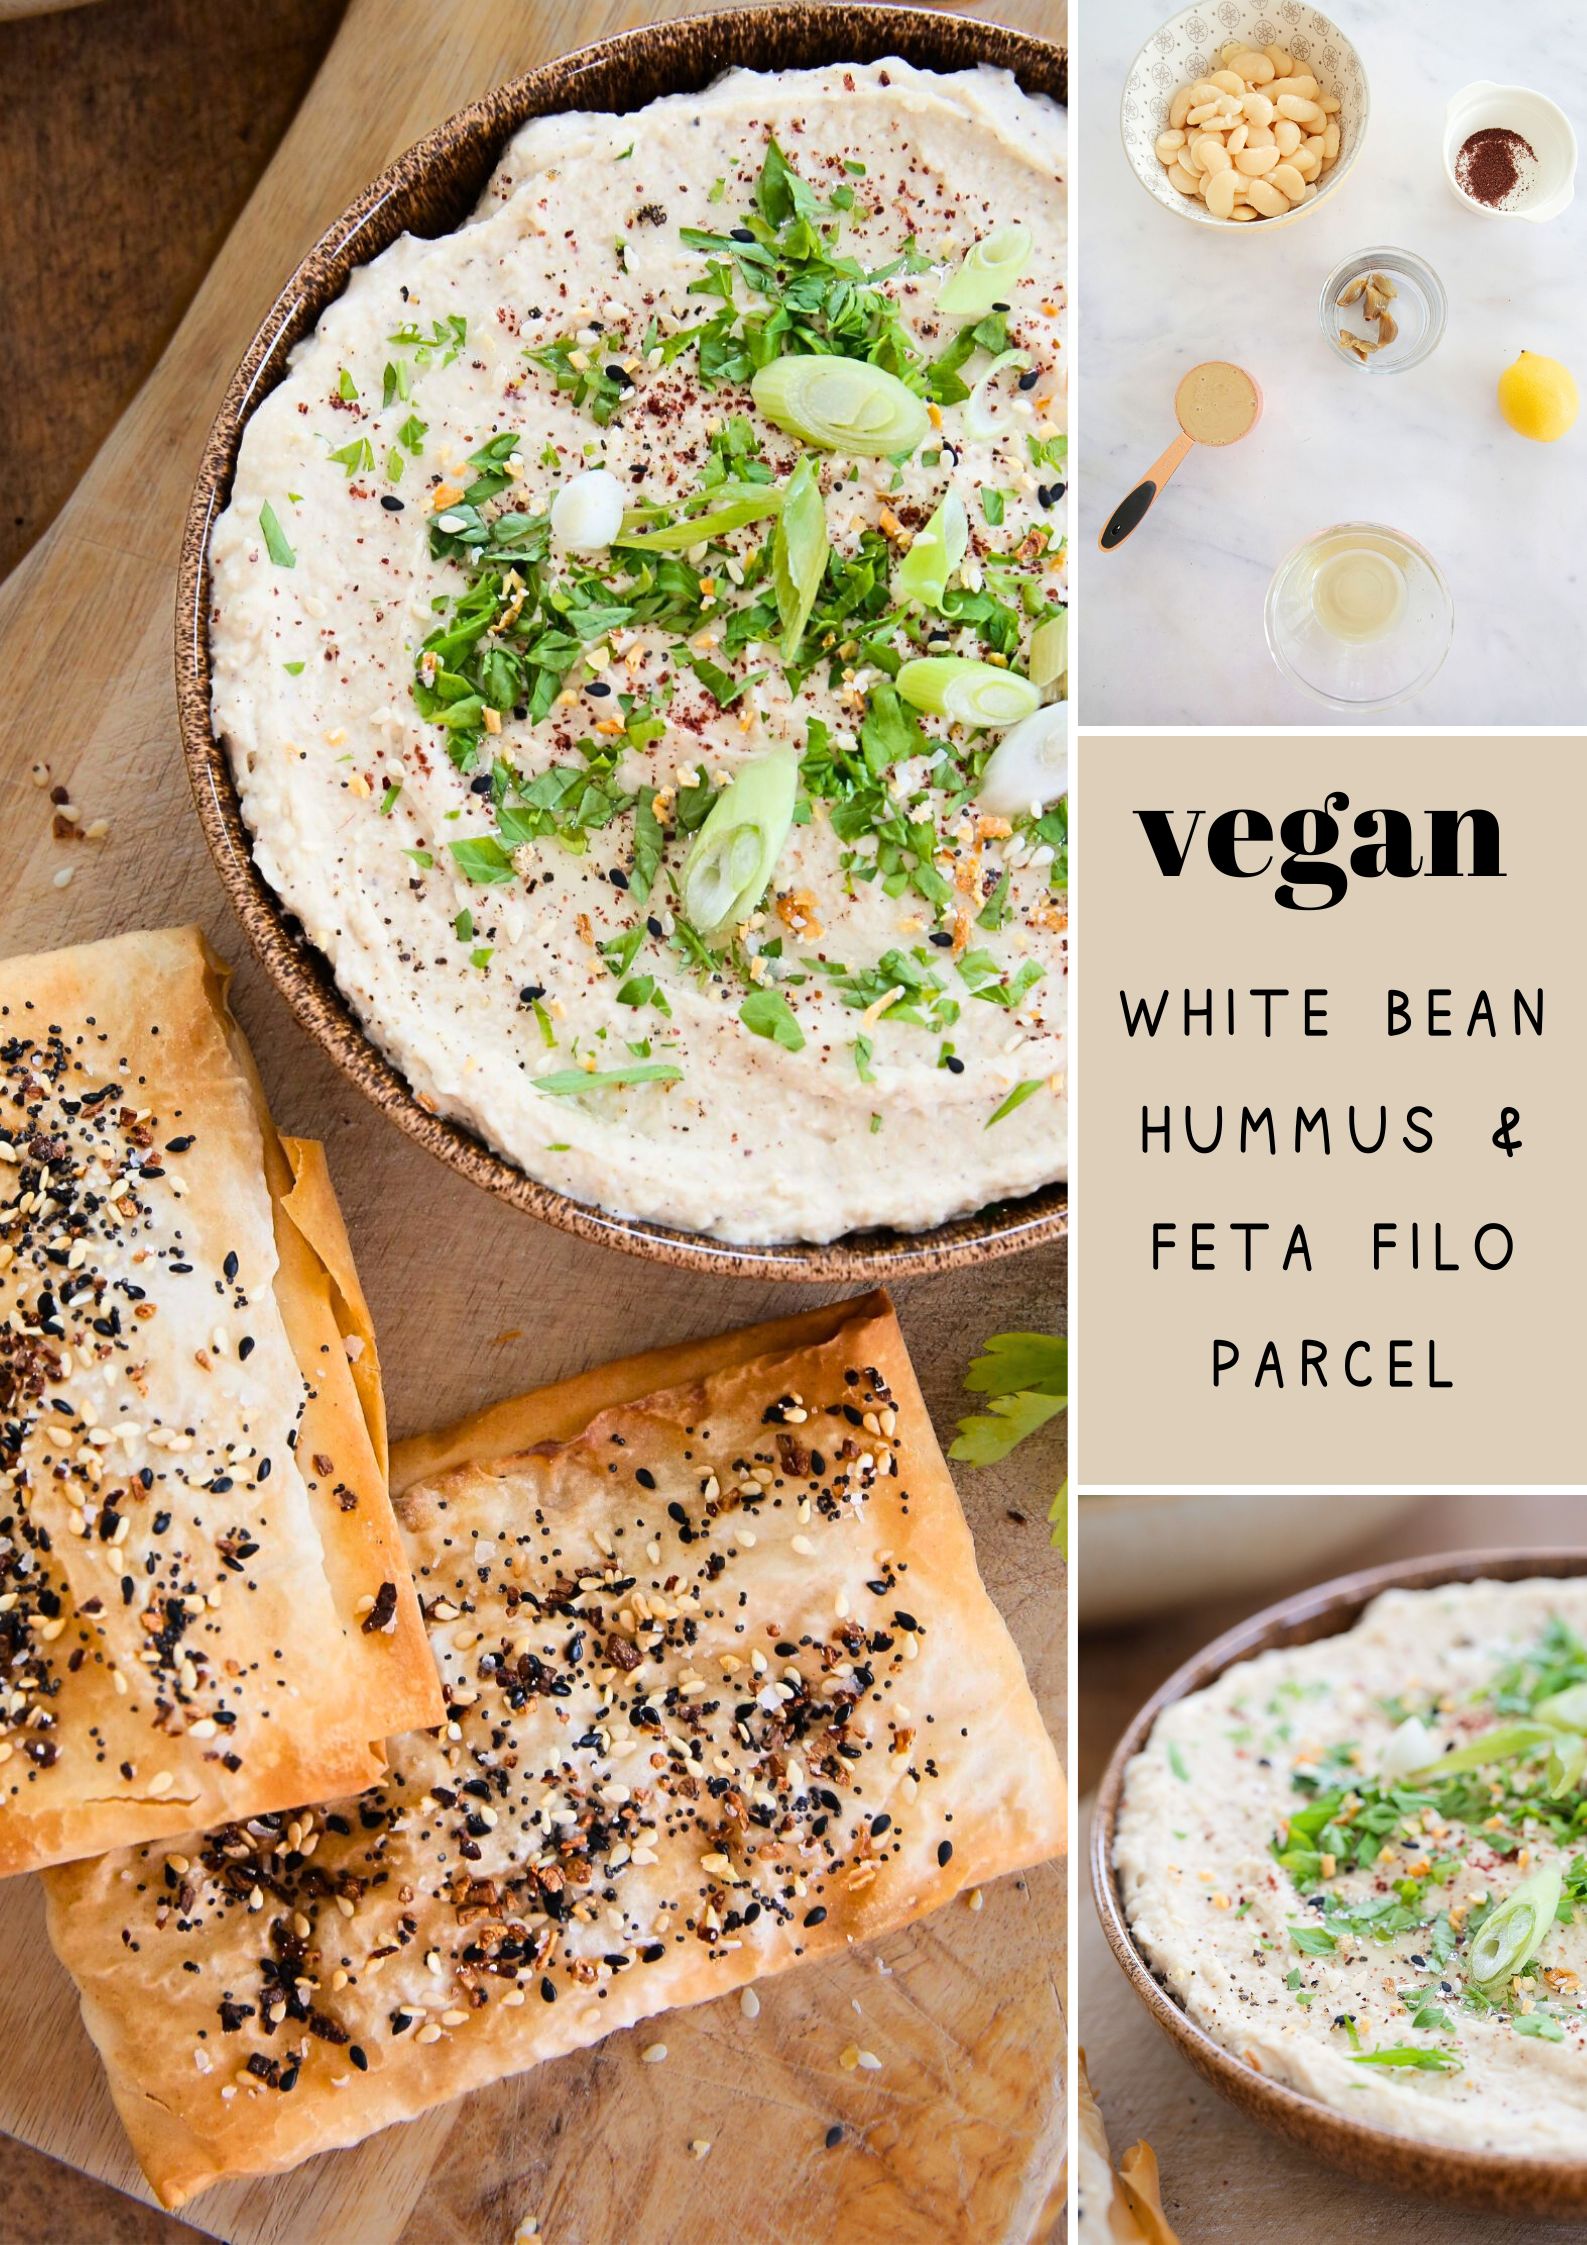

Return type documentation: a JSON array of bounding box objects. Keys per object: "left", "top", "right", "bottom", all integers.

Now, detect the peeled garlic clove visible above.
[
  {"left": 977, "top": 703, "right": 1067, "bottom": 819},
  {"left": 550, "top": 467, "right": 626, "bottom": 553}
]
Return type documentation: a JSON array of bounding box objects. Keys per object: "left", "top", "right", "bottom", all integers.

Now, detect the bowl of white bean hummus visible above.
[
  {"left": 180, "top": 7, "right": 1068, "bottom": 1272},
  {"left": 1095, "top": 1553, "right": 1587, "bottom": 2216}
]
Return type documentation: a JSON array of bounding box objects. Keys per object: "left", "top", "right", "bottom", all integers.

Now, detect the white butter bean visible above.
[
  {"left": 1160, "top": 48, "right": 1344, "bottom": 222},
  {"left": 1204, "top": 167, "right": 1240, "bottom": 218}
]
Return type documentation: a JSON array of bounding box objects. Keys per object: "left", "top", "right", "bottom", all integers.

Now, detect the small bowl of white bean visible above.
[{"left": 1121, "top": 2, "right": 1368, "bottom": 231}]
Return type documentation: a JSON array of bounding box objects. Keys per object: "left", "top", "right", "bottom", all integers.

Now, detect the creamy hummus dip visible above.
[
  {"left": 1117, "top": 1580, "right": 1587, "bottom": 2157},
  {"left": 209, "top": 61, "right": 1067, "bottom": 1242}
]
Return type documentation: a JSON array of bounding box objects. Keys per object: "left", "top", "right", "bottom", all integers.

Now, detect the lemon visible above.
[{"left": 1498, "top": 350, "right": 1579, "bottom": 442}]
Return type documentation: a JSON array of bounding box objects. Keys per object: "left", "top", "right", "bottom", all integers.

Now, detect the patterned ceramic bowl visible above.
[{"left": 1120, "top": 1, "right": 1368, "bottom": 231}]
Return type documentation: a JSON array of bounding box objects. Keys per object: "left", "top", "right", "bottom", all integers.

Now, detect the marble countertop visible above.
[{"left": 1078, "top": 0, "right": 1587, "bottom": 725}]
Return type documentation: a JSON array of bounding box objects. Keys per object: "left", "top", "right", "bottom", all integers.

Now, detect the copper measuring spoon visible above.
[{"left": 1099, "top": 361, "right": 1263, "bottom": 549}]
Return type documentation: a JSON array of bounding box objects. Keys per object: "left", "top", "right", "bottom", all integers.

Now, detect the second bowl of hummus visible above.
[{"left": 1094, "top": 1550, "right": 1587, "bottom": 2217}]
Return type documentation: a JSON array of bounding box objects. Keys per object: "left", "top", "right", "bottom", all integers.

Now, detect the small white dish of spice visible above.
[{"left": 1443, "top": 81, "right": 1577, "bottom": 220}]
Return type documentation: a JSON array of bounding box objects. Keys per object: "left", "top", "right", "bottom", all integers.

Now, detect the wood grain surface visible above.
[
  {"left": 1080, "top": 1494, "right": 1587, "bottom": 2241},
  {"left": 0, "top": 2, "right": 1068, "bottom": 2241},
  {"left": 0, "top": 0, "right": 343, "bottom": 582}
]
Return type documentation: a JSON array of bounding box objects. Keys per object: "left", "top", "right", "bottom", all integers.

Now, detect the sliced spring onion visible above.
[
  {"left": 533, "top": 1062, "right": 683, "bottom": 1096},
  {"left": 1348, "top": 2046, "right": 1463, "bottom": 2074},
  {"left": 965, "top": 349, "right": 1033, "bottom": 444},
  {"left": 895, "top": 487, "right": 968, "bottom": 612},
  {"left": 1029, "top": 610, "right": 1068, "bottom": 692},
  {"left": 771, "top": 456, "right": 828, "bottom": 661},
  {"left": 751, "top": 357, "right": 930, "bottom": 457},
  {"left": 678, "top": 748, "right": 796, "bottom": 940},
  {"left": 614, "top": 482, "right": 784, "bottom": 552},
  {"left": 550, "top": 468, "right": 627, "bottom": 553},
  {"left": 1378, "top": 1714, "right": 1441, "bottom": 1787},
  {"left": 1535, "top": 1682, "right": 1587, "bottom": 1731},
  {"left": 1467, "top": 1863, "right": 1563, "bottom": 1997},
  {"left": 896, "top": 656, "right": 1040, "bottom": 730},
  {"left": 977, "top": 703, "right": 1066, "bottom": 817},
  {"left": 1549, "top": 1734, "right": 1587, "bottom": 1799},
  {"left": 1407, "top": 1721, "right": 1564, "bottom": 1782},
  {"left": 259, "top": 503, "right": 295, "bottom": 568},
  {"left": 939, "top": 223, "right": 1034, "bottom": 318}
]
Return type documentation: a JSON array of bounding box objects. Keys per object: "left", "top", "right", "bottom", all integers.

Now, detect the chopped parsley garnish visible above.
[{"left": 739, "top": 987, "right": 804, "bottom": 1051}]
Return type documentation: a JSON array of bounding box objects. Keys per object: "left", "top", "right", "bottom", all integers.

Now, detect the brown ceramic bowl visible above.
[
  {"left": 175, "top": 5, "right": 1068, "bottom": 1281},
  {"left": 1092, "top": 1547, "right": 1587, "bottom": 2221}
]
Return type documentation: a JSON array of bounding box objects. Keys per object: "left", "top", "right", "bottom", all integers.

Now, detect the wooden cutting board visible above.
[{"left": 0, "top": 2, "right": 1067, "bottom": 2240}]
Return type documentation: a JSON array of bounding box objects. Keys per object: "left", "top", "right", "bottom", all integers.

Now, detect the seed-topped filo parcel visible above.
[
  {"left": 45, "top": 1294, "right": 1064, "bottom": 2209},
  {"left": 0, "top": 927, "right": 442, "bottom": 1876}
]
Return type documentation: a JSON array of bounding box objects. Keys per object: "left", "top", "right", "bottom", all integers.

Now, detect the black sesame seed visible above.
[
  {"left": 588, "top": 679, "right": 613, "bottom": 697},
  {"left": 803, "top": 1905, "right": 827, "bottom": 1926},
  {"left": 730, "top": 226, "right": 756, "bottom": 243},
  {"left": 825, "top": 2124, "right": 845, "bottom": 2150},
  {"left": 937, "top": 1839, "right": 954, "bottom": 1866},
  {"left": 636, "top": 1466, "right": 656, "bottom": 1489},
  {"left": 237, "top": 1335, "right": 255, "bottom": 1360},
  {"left": 541, "top": 1977, "right": 558, "bottom": 2003},
  {"left": 380, "top": 494, "right": 405, "bottom": 511},
  {"left": 349, "top": 2045, "right": 369, "bottom": 2070},
  {"left": 945, "top": 1055, "right": 965, "bottom": 1075},
  {"left": 223, "top": 1251, "right": 239, "bottom": 1283},
  {"left": 929, "top": 929, "right": 954, "bottom": 948},
  {"left": 519, "top": 985, "right": 546, "bottom": 1006},
  {"left": 470, "top": 773, "right": 494, "bottom": 795},
  {"left": 609, "top": 868, "right": 629, "bottom": 889}
]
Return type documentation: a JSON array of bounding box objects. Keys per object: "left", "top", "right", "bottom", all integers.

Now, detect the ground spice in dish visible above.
[{"left": 1456, "top": 126, "right": 1537, "bottom": 209}]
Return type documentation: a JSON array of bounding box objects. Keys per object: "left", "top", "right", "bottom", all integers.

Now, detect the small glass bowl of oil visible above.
[{"left": 1265, "top": 523, "right": 1454, "bottom": 710}]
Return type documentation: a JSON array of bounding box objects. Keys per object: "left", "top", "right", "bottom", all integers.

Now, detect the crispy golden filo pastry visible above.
[
  {"left": 0, "top": 925, "right": 441, "bottom": 1876},
  {"left": 46, "top": 1292, "right": 1064, "bottom": 2207},
  {"left": 1078, "top": 2050, "right": 1181, "bottom": 2242}
]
